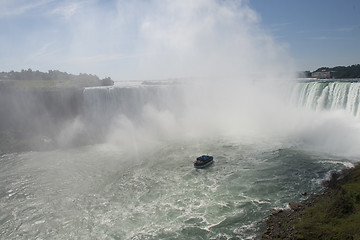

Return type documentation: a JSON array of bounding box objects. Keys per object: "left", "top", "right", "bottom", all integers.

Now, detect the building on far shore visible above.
[{"left": 311, "top": 70, "right": 335, "bottom": 79}]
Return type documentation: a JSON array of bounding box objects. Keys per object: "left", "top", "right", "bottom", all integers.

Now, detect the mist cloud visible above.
[
  {"left": 69, "top": 0, "right": 294, "bottom": 80},
  {"left": 1, "top": 0, "right": 294, "bottom": 80}
]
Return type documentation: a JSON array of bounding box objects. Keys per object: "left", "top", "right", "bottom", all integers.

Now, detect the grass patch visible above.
[{"left": 294, "top": 167, "right": 360, "bottom": 240}]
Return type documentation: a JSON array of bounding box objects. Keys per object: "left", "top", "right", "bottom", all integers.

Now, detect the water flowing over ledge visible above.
[
  {"left": 2, "top": 79, "right": 360, "bottom": 239},
  {"left": 291, "top": 80, "right": 360, "bottom": 118}
]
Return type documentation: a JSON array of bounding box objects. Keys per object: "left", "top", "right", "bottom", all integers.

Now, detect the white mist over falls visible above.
[{"left": 2, "top": 1, "right": 360, "bottom": 239}]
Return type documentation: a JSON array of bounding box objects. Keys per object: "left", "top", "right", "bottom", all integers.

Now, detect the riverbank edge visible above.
[{"left": 261, "top": 163, "right": 360, "bottom": 239}]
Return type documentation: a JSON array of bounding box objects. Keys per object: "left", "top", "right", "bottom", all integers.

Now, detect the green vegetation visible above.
[
  {"left": 294, "top": 167, "right": 360, "bottom": 240},
  {"left": 299, "top": 64, "right": 360, "bottom": 79},
  {"left": 314, "top": 64, "right": 360, "bottom": 79},
  {"left": 0, "top": 69, "right": 114, "bottom": 89},
  {"left": 263, "top": 165, "right": 360, "bottom": 239},
  {"left": 298, "top": 64, "right": 360, "bottom": 79}
]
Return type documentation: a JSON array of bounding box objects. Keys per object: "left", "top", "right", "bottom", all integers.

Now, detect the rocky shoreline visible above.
[{"left": 261, "top": 164, "right": 360, "bottom": 239}]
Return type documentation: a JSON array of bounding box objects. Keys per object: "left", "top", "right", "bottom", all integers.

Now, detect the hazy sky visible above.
[{"left": 1, "top": 0, "right": 359, "bottom": 80}]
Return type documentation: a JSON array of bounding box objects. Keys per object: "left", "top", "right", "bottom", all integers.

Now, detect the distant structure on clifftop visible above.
[
  {"left": 299, "top": 64, "right": 360, "bottom": 79},
  {"left": 311, "top": 69, "right": 335, "bottom": 79}
]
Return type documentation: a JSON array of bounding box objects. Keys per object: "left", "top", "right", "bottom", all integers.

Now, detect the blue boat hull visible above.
[
  {"left": 194, "top": 159, "right": 214, "bottom": 169},
  {"left": 194, "top": 155, "right": 214, "bottom": 169}
]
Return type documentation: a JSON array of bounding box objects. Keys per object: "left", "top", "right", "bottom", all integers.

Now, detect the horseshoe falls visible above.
[
  {"left": 291, "top": 81, "right": 360, "bottom": 117},
  {"left": 1, "top": 80, "right": 360, "bottom": 240}
]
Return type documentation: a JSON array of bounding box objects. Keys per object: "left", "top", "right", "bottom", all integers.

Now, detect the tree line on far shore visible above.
[
  {"left": 300, "top": 64, "right": 360, "bottom": 78},
  {"left": 0, "top": 69, "right": 114, "bottom": 86}
]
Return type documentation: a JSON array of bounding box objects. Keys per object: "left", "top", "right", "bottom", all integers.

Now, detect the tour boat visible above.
[{"left": 194, "top": 155, "right": 214, "bottom": 169}]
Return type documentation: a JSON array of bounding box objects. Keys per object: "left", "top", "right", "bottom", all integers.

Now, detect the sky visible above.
[
  {"left": 249, "top": 0, "right": 360, "bottom": 72},
  {"left": 0, "top": 0, "right": 359, "bottom": 80}
]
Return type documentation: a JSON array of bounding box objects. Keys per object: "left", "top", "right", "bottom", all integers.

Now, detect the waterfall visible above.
[
  {"left": 81, "top": 82, "right": 184, "bottom": 138},
  {"left": 291, "top": 81, "right": 360, "bottom": 117}
]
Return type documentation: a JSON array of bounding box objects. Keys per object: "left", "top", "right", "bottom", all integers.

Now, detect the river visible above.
[{"left": 1, "top": 80, "right": 360, "bottom": 239}]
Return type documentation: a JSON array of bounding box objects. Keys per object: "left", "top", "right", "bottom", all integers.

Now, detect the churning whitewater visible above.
[
  {"left": 1, "top": 80, "right": 360, "bottom": 239},
  {"left": 0, "top": 136, "right": 355, "bottom": 239},
  {"left": 2, "top": 0, "right": 359, "bottom": 239}
]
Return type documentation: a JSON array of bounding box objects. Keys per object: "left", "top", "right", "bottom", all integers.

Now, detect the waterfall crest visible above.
[
  {"left": 81, "top": 82, "right": 184, "bottom": 141},
  {"left": 291, "top": 81, "right": 360, "bottom": 117}
]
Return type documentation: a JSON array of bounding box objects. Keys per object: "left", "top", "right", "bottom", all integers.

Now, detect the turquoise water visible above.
[
  {"left": 1, "top": 80, "right": 360, "bottom": 239},
  {"left": 0, "top": 137, "right": 354, "bottom": 239}
]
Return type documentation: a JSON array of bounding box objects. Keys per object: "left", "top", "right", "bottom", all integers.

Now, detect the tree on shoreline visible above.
[
  {"left": 300, "top": 64, "right": 360, "bottom": 79},
  {"left": 0, "top": 69, "right": 114, "bottom": 88},
  {"left": 0, "top": 69, "right": 101, "bottom": 81}
]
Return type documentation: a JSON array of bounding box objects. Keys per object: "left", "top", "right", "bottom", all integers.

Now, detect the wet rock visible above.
[
  {"left": 289, "top": 202, "right": 303, "bottom": 211},
  {"left": 271, "top": 209, "right": 283, "bottom": 215}
]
